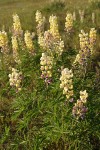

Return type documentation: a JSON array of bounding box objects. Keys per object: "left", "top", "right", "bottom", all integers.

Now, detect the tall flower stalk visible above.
[
  {"left": 40, "top": 53, "right": 53, "bottom": 85},
  {"left": 24, "top": 31, "right": 35, "bottom": 54},
  {"left": 0, "top": 30, "right": 9, "bottom": 67},
  {"left": 65, "top": 13, "right": 73, "bottom": 34},
  {"left": 73, "top": 30, "right": 90, "bottom": 74},
  {"left": 72, "top": 90, "right": 88, "bottom": 119},
  {"left": 9, "top": 68, "right": 22, "bottom": 92},
  {"left": 60, "top": 68, "right": 73, "bottom": 100},
  {"left": 12, "top": 36, "right": 20, "bottom": 64},
  {"left": 12, "top": 14, "right": 23, "bottom": 37},
  {"left": 35, "top": 10, "right": 45, "bottom": 36},
  {"left": 89, "top": 28, "right": 97, "bottom": 55}
]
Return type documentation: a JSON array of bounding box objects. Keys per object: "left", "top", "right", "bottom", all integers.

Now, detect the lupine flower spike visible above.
[
  {"left": 49, "top": 15, "right": 60, "bottom": 40},
  {"left": 0, "top": 31, "right": 8, "bottom": 54},
  {"left": 89, "top": 28, "right": 96, "bottom": 55},
  {"left": 35, "top": 10, "right": 45, "bottom": 36},
  {"left": 12, "top": 36, "right": 20, "bottom": 64},
  {"left": 74, "top": 30, "right": 90, "bottom": 68},
  {"left": 12, "top": 14, "right": 23, "bottom": 37},
  {"left": 38, "top": 16, "right": 64, "bottom": 57},
  {"left": 24, "top": 31, "right": 35, "bottom": 54},
  {"left": 72, "top": 90, "right": 88, "bottom": 119},
  {"left": 60, "top": 68, "right": 73, "bottom": 100},
  {"left": 65, "top": 13, "right": 73, "bottom": 34},
  {"left": 9, "top": 68, "right": 22, "bottom": 92},
  {"left": 40, "top": 53, "right": 53, "bottom": 85}
]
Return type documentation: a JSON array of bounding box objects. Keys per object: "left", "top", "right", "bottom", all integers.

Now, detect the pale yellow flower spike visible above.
[
  {"left": 60, "top": 68, "right": 73, "bottom": 100},
  {"left": 24, "top": 31, "right": 35, "bottom": 54},
  {"left": 49, "top": 15, "right": 60, "bottom": 40},
  {"left": 9, "top": 68, "right": 22, "bottom": 91},
  {"left": 65, "top": 13, "right": 73, "bottom": 33},
  {"left": 13, "top": 14, "right": 23, "bottom": 36},
  {"left": 40, "top": 53, "right": 53, "bottom": 78},
  {"left": 89, "top": 28, "right": 97, "bottom": 54},
  {"left": 12, "top": 36, "right": 20, "bottom": 64}
]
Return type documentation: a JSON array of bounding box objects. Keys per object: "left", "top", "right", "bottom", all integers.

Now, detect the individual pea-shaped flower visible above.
[
  {"left": 12, "top": 36, "right": 20, "bottom": 64},
  {"left": 40, "top": 53, "right": 53, "bottom": 84},
  {"left": 72, "top": 90, "right": 88, "bottom": 119},
  {"left": 60, "top": 68, "right": 73, "bottom": 100},
  {"left": 65, "top": 13, "right": 73, "bottom": 33},
  {"left": 12, "top": 14, "right": 23, "bottom": 36},
  {"left": 9, "top": 68, "right": 22, "bottom": 91},
  {"left": 24, "top": 31, "right": 35, "bottom": 54}
]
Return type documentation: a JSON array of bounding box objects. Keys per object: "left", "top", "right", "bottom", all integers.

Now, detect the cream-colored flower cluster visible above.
[
  {"left": 0, "top": 31, "right": 8, "bottom": 53},
  {"left": 24, "top": 31, "right": 35, "bottom": 54},
  {"left": 44, "top": 30, "right": 54, "bottom": 50},
  {"left": 80, "top": 90, "right": 88, "bottom": 103},
  {"left": 38, "top": 15, "right": 64, "bottom": 57},
  {"left": 35, "top": 10, "right": 45, "bottom": 36},
  {"left": 36, "top": 10, "right": 42, "bottom": 23},
  {"left": 38, "top": 30, "right": 54, "bottom": 54},
  {"left": 12, "top": 36, "right": 20, "bottom": 64},
  {"left": 72, "top": 90, "right": 88, "bottom": 119},
  {"left": 9, "top": 68, "right": 22, "bottom": 91},
  {"left": 38, "top": 30, "right": 64, "bottom": 56},
  {"left": 38, "top": 35, "right": 45, "bottom": 48},
  {"left": 89, "top": 28, "right": 96, "bottom": 54},
  {"left": 49, "top": 15, "right": 64, "bottom": 56},
  {"left": 49, "top": 15, "right": 60, "bottom": 40},
  {"left": 13, "top": 14, "right": 23, "bottom": 36},
  {"left": 54, "top": 39, "right": 64, "bottom": 56},
  {"left": 65, "top": 13, "right": 73, "bottom": 33},
  {"left": 74, "top": 30, "right": 90, "bottom": 66},
  {"left": 40, "top": 53, "right": 53, "bottom": 80},
  {"left": 79, "top": 30, "right": 89, "bottom": 51},
  {"left": 60, "top": 68, "right": 73, "bottom": 99},
  {"left": 57, "top": 39, "right": 64, "bottom": 54},
  {"left": 74, "top": 29, "right": 97, "bottom": 66},
  {"left": 44, "top": 30, "right": 64, "bottom": 56}
]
